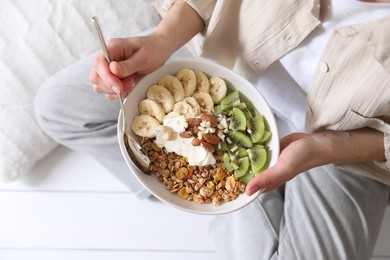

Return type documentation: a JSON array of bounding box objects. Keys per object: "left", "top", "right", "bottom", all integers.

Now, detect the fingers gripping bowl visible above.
[{"left": 117, "top": 59, "right": 279, "bottom": 215}]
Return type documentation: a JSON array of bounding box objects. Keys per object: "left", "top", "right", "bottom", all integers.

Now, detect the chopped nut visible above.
[
  {"left": 212, "top": 197, "right": 221, "bottom": 206},
  {"left": 193, "top": 195, "right": 205, "bottom": 204},
  {"left": 225, "top": 176, "right": 236, "bottom": 192}
]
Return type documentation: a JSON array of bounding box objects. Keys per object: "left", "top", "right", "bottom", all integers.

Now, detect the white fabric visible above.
[
  {"left": 280, "top": 0, "right": 390, "bottom": 93},
  {"left": 253, "top": 0, "right": 390, "bottom": 131},
  {"left": 0, "top": 0, "right": 160, "bottom": 182}
]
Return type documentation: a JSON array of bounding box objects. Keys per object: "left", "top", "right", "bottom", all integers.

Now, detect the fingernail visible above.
[
  {"left": 247, "top": 185, "right": 257, "bottom": 196},
  {"left": 105, "top": 93, "right": 117, "bottom": 100},
  {"left": 92, "top": 84, "right": 99, "bottom": 93},
  {"left": 112, "top": 85, "right": 121, "bottom": 94},
  {"left": 248, "top": 186, "right": 265, "bottom": 196}
]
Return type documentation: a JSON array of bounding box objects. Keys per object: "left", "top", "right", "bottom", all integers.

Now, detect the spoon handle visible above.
[
  {"left": 91, "top": 16, "right": 126, "bottom": 131},
  {"left": 92, "top": 16, "right": 111, "bottom": 63}
]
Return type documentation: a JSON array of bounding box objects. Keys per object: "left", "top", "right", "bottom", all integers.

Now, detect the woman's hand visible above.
[
  {"left": 89, "top": 0, "right": 204, "bottom": 100},
  {"left": 245, "top": 129, "right": 385, "bottom": 195},
  {"left": 246, "top": 132, "right": 330, "bottom": 195},
  {"left": 89, "top": 33, "right": 173, "bottom": 100}
]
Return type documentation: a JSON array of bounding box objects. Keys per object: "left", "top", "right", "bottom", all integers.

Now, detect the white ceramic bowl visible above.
[{"left": 118, "top": 59, "right": 279, "bottom": 215}]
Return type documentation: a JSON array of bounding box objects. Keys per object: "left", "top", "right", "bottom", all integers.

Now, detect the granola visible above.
[{"left": 140, "top": 137, "right": 246, "bottom": 206}]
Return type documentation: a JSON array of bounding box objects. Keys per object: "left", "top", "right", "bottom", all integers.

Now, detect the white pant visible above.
[{"left": 34, "top": 48, "right": 390, "bottom": 260}]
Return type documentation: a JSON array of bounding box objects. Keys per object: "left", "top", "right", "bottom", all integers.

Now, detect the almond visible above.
[
  {"left": 180, "top": 131, "right": 193, "bottom": 138},
  {"left": 203, "top": 134, "right": 220, "bottom": 145},
  {"left": 186, "top": 118, "right": 202, "bottom": 128},
  {"left": 200, "top": 113, "right": 218, "bottom": 127},
  {"left": 193, "top": 127, "right": 200, "bottom": 135},
  {"left": 201, "top": 141, "right": 215, "bottom": 153},
  {"left": 192, "top": 137, "right": 202, "bottom": 146}
]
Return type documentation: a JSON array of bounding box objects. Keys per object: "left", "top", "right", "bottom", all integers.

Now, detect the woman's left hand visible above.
[
  {"left": 245, "top": 129, "right": 385, "bottom": 195},
  {"left": 245, "top": 132, "right": 329, "bottom": 195}
]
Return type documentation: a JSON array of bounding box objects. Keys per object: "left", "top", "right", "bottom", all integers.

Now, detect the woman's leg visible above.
[
  {"left": 34, "top": 53, "right": 148, "bottom": 195},
  {"left": 210, "top": 165, "right": 390, "bottom": 260}
]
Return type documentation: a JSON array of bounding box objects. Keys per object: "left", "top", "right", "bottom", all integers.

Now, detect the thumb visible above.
[
  {"left": 109, "top": 49, "right": 151, "bottom": 78},
  {"left": 110, "top": 60, "right": 135, "bottom": 78},
  {"left": 245, "top": 164, "right": 289, "bottom": 196}
]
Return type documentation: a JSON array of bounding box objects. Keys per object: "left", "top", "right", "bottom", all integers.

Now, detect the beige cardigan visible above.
[{"left": 154, "top": 0, "right": 390, "bottom": 184}]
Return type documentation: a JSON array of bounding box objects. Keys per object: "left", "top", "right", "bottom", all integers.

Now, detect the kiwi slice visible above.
[
  {"left": 223, "top": 153, "right": 234, "bottom": 172},
  {"left": 234, "top": 156, "right": 250, "bottom": 178},
  {"left": 236, "top": 147, "right": 248, "bottom": 158},
  {"left": 247, "top": 145, "right": 267, "bottom": 173},
  {"left": 237, "top": 102, "right": 247, "bottom": 109},
  {"left": 221, "top": 91, "right": 240, "bottom": 111},
  {"left": 242, "top": 108, "right": 253, "bottom": 120},
  {"left": 236, "top": 102, "right": 253, "bottom": 119},
  {"left": 258, "top": 131, "right": 271, "bottom": 143},
  {"left": 229, "top": 107, "right": 247, "bottom": 131},
  {"left": 240, "top": 94, "right": 258, "bottom": 117},
  {"left": 248, "top": 115, "right": 265, "bottom": 143},
  {"left": 213, "top": 104, "right": 223, "bottom": 116},
  {"left": 239, "top": 170, "right": 255, "bottom": 185},
  {"left": 228, "top": 131, "right": 253, "bottom": 148},
  {"left": 255, "top": 162, "right": 269, "bottom": 176}
]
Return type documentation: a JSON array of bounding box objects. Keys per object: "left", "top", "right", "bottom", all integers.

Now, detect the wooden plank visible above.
[
  {"left": 0, "top": 192, "right": 215, "bottom": 251},
  {"left": 0, "top": 249, "right": 216, "bottom": 260},
  {"left": 0, "top": 146, "right": 129, "bottom": 192}
]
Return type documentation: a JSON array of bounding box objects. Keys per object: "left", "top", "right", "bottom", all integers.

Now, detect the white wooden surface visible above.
[
  {"left": 0, "top": 146, "right": 216, "bottom": 260},
  {"left": 0, "top": 146, "right": 389, "bottom": 260}
]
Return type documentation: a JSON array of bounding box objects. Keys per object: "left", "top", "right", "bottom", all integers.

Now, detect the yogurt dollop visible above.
[{"left": 155, "top": 113, "right": 216, "bottom": 166}]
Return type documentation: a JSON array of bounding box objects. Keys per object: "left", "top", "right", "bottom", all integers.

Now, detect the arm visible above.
[
  {"left": 89, "top": 0, "right": 204, "bottom": 99},
  {"left": 246, "top": 128, "right": 385, "bottom": 195}
]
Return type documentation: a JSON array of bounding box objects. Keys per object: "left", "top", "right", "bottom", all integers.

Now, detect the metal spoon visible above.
[{"left": 92, "top": 16, "right": 150, "bottom": 172}]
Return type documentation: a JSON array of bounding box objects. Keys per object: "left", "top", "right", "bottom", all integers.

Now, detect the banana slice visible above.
[
  {"left": 192, "top": 92, "right": 214, "bottom": 113},
  {"left": 138, "top": 99, "right": 165, "bottom": 123},
  {"left": 176, "top": 69, "right": 196, "bottom": 97},
  {"left": 146, "top": 85, "right": 174, "bottom": 113},
  {"left": 194, "top": 70, "right": 210, "bottom": 93},
  {"left": 174, "top": 101, "right": 199, "bottom": 118},
  {"left": 158, "top": 75, "right": 185, "bottom": 102},
  {"left": 131, "top": 114, "right": 160, "bottom": 138},
  {"left": 209, "top": 76, "right": 227, "bottom": 104},
  {"left": 155, "top": 125, "right": 173, "bottom": 141},
  {"left": 183, "top": 97, "right": 201, "bottom": 116}
]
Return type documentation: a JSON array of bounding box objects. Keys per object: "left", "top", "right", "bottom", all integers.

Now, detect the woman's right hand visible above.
[
  {"left": 89, "top": 0, "right": 204, "bottom": 100},
  {"left": 89, "top": 32, "right": 173, "bottom": 100}
]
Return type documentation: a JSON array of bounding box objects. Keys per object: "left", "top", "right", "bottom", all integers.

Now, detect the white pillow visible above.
[{"left": 0, "top": 0, "right": 160, "bottom": 182}]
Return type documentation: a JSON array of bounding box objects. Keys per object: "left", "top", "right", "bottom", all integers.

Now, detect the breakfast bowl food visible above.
[{"left": 117, "top": 59, "right": 279, "bottom": 215}]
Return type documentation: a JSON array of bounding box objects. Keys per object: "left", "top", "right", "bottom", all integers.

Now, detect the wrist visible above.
[
  {"left": 314, "top": 129, "right": 385, "bottom": 165},
  {"left": 152, "top": 0, "right": 204, "bottom": 55},
  {"left": 149, "top": 29, "right": 177, "bottom": 60}
]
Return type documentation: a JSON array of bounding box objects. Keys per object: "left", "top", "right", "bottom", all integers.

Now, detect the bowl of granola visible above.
[{"left": 117, "top": 59, "right": 279, "bottom": 215}]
